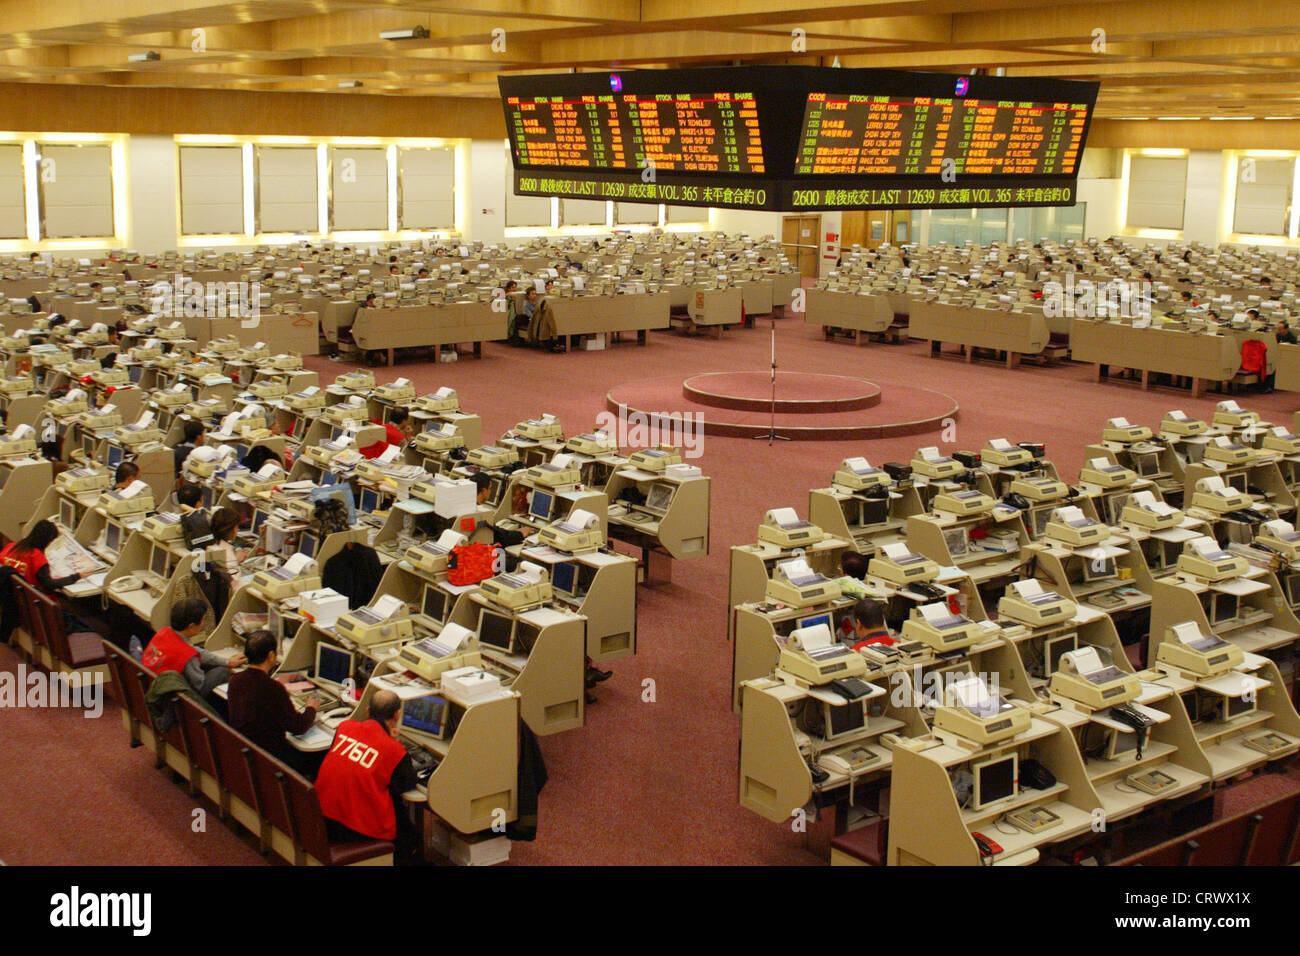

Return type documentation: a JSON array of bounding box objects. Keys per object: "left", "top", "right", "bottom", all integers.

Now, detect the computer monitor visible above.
[
  {"left": 1225, "top": 693, "right": 1256, "bottom": 721},
  {"left": 971, "top": 753, "right": 1018, "bottom": 810},
  {"left": 478, "top": 608, "right": 514, "bottom": 651},
  {"left": 1212, "top": 592, "right": 1239, "bottom": 624},
  {"left": 252, "top": 508, "right": 267, "bottom": 533},
  {"left": 943, "top": 526, "right": 969, "bottom": 556},
  {"left": 530, "top": 490, "right": 554, "bottom": 522},
  {"left": 488, "top": 476, "right": 504, "bottom": 505},
  {"left": 299, "top": 532, "right": 319, "bottom": 560},
  {"left": 149, "top": 545, "right": 169, "bottom": 579},
  {"left": 514, "top": 622, "right": 541, "bottom": 654},
  {"left": 824, "top": 697, "right": 866, "bottom": 741},
  {"left": 1106, "top": 492, "right": 1131, "bottom": 526},
  {"left": 201, "top": 486, "right": 215, "bottom": 509},
  {"left": 551, "top": 561, "right": 577, "bottom": 596},
  {"left": 1082, "top": 556, "right": 1117, "bottom": 582},
  {"left": 1043, "top": 632, "right": 1079, "bottom": 677},
  {"left": 644, "top": 482, "right": 674, "bottom": 515},
  {"left": 359, "top": 487, "right": 380, "bottom": 514},
  {"left": 104, "top": 520, "right": 123, "bottom": 554},
  {"left": 800, "top": 612, "right": 833, "bottom": 633},
  {"left": 81, "top": 433, "right": 96, "bottom": 458},
  {"left": 314, "top": 643, "right": 353, "bottom": 690},
  {"left": 235, "top": 443, "right": 250, "bottom": 460},
  {"left": 420, "top": 584, "right": 449, "bottom": 624},
  {"left": 106, "top": 444, "right": 124, "bottom": 468},
  {"left": 58, "top": 498, "right": 76, "bottom": 530},
  {"left": 401, "top": 693, "right": 449, "bottom": 741}
]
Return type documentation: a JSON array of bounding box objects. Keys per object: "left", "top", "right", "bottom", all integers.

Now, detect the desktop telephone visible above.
[
  {"left": 1108, "top": 702, "right": 1154, "bottom": 760},
  {"left": 320, "top": 707, "right": 352, "bottom": 730}
]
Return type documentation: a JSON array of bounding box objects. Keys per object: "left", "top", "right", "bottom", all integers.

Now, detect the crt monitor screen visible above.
[
  {"left": 421, "top": 585, "right": 449, "bottom": 622},
  {"left": 973, "top": 753, "right": 1018, "bottom": 809},
  {"left": 149, "top": 546, "right": 168, "bottom": 578},
  {"left": 551, "top": 561, "right": 577, "bottom": 595},
  {"left": 1213, "top": 593, "right": 1239, "bottom": 623},
  {"left": 105, "top": 521, "right": 123, "bottom": 553},
  {"left": 81, "top": 434, "right": 96, "bottom": 458},
  {"left": 315, "top": 643, "right": 353, "bottom": 687},
  {"left": 59, "top": 498, "right": 76, "bottom": 530},
  {"left": 252, "top": 509, "right": 267, "bottom": 533},
  {"left": 1044, "top": 633, "right": 1079, "bottom": 676},
  {"left": 488, "top": 477, "right": 505, "bottom": 504},
  {"left": 530, "top": 490, "right": 554, "bottom": 522},
  {"left": 359, "top": 488, "right": 379, "bottom": 514},
  {"left": 402, "top": 694, "right": 449, "bottom": 739},
  {"left": 825, "top": 698, "right": 866, "bottom": 740},
  {"left": 299, "top": 533, "right": 318, "bottom": 559},
  {"left": 478, "top": 609, "right": 514, "bottom": 650},
  {"left": 800, "top": 612, "right": 832, "bottom": 633},
  {"left": 201, "top": 486, "right": 215, "bottom": 509},
  {"left": 106, "top": 445, "right": 124, "bottom": 468},
  {"left": 645, "top": 483, "right": 674, "bottom": 514},
  {"left": 1083, "top": 556, "right": 1116, "bottom": 581}
]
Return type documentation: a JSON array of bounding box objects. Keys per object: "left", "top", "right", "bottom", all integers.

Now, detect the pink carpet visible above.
[{"left": 4, "top": 317, "right": 1300, "bottom": 865}]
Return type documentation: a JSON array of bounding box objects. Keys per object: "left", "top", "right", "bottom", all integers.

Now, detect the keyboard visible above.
[{"left": 1006, "top": 806, "right": 1062, "bottom": 834}]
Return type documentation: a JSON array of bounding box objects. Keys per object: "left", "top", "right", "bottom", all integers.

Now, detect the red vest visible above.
[
  {"left": 141, "top": 627, "right": 200, "bottom": 676},
  {"left": 316, "top": 719, "right": 407, "bottom": 839},
  {"left": 0, "top": 542, "right": 46, "bottom": 586}
]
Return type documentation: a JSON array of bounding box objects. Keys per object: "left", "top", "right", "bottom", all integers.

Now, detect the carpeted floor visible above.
[{"left": 4, "top": 313, "right": 1300, "bottom": 865}]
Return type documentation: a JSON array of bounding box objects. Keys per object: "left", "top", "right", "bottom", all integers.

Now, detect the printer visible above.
[
  {"left": 352, "top": 443, "right": 403, "bottom": 483},
  {"left": 1190, "top": 475, "right": 1253, "bottom": 514},
  {"left": 334, "top": 594, "right": 412, "bottom": 647},
  {"left": 251, "top": 553, "right": 321, "bottom": 601},
  {"left": 374, "top": 377, "right": 415, "bottom": 403},
  {"left": 933, "top": 488, "right": 995, "bottom": 516},
  {"left": 1177, "top": 535, "right": 1250, "bottom": 581},
  {"left": 268, "top": 352, "right": 302, "bottom": 371},
  {"left": 764, "top": 556, "right": 842, "bottom": 609},
  {"left": 466, "top": 444, "right": 519, "bottom": 470},
  {"left": 0, "top": 424, "right": 37, "bottom": 457},
  {"left": 412, "top": 387, "right": 459, "bottom": 414},
  {"left": 90, "top": 366, "right": 129, "bottom": 388},
  {"left": 183, "top": 397, "right": 228, "bottom": 421},
  {"left": 405, "top": 530, "right": 467, "bottom": 576},
  {"left": 247, "top": 379, "right": 286, "bottom": 401},
  {"left": 933, "top": 674, "right": 1031, "bottom": 746},
  {"left": 151, "top": 384, "right": 193, "bottom": 408},
  {"left": 777, "top": 621, "right": 867, "bottom": 686},
  {"left": 998, "top": 578, "right": 1077, "bottom": 627},
  {"left": 99, "top": 479, "right": 155, "bottom": 517},
  {"left": 334, "top": 370, "right": 375, "bottom": 392},
  {"left": 1155, "top": 622, "right": 1244, "bottom": 679},
  {"left": 395, "top": 624, "right": 482, "bottom": 684},
  {"left": 1121, "top": 490, "right": 1183, "bottom": 532},
  {"left": 321, "top": 396, "right": 370, "bottom": 426},
  {"left": 627, "top": 447, "right": 681, "bottom": 472},
  {"left": 0, "top": 374, "right": 32, "bottom": 397},
  {"left": 538, "top": 508, "right": 605, "bottom": 554},
  {"left": 234, "top": 342, "right": 270, "bottom": 364},
  {"left": 1049, "top": 646, "right": 1140, "bottom": 710},
  {"left": 183, "top": 444, "right": 237, "bottom": 481},
  {"left": 287, "top": 387, "right": 325, "bottom": 412},
  {"left": 1102, "top": 417, "right": 1153, "bottom": 444},
  {"left": 78, "top": 403, "right": 122, "bottom": 430},
  {"left": 203, "top": 336, "right": 240, "bottom": 356},
  {"left": 1212, "top": 400, "right": 1261, "bottom": 430},
  {"left": 1263, "top": 426, "right": 1300, "bottom": 456},
  {"left": 833, "top": 456, "right": 892, "bottom": 491},
  {"left": 63, "top": 359, "right": 101, "bottom": 379},
  {"left": 514, "top": 414, "right": 563, "bottom": 442},
  {"left": 1079, "top": 457, "right": 1137, "bottom": 488},
  {"left": 46, "top": 388, "right": 89, "bottom": 418},
  {"left": 232, "top": 462, "right": 287, "bottom": 498},
  {"left": 566, "top": 430, "right": 619, "bottom": 457},
  {"left": 525, "top": 453, "right": 581, "bottom": 489},
  {"left": 113, "top": 413, "right": 164, "bottom": 450},
  {"left": 1204, "top": 435, "right": 1257, "bottom": 466},
  {"left": 303, "top": 434, "right": 357, "bottom": 471},
  {"left": 900, "top": 602, "right": 985, "bottom": 651},
  {"left": 57, "top": 466, "right": 111, "bottom": 495},
  {"left": 757, "top": 507, "right": 825, "bottom": 548},
  {"left": 1161, "top": 409, "right": 1209, "bottom": 437},
  {"left": 1009, "top": 474, "right": 1069, "bottom": 501},
  {"left": 868, "top": 542, "right": 940, "bottom": 587},
  {"left": 478, "top": 561, "right": 553, "bottom": 610},
  {"left": 413, "top": 423, "right": 465, "bottom": 454},
  {"left": 140, "top": 511, "right": 185, "bottom": 543},
  {"left": 982, "top": 438, "right": 1032, "bottom": 468},
  {"left": 1044, "top": 505, "right": 1108, "bottom": 547},
  {"left": 1257, "top": 518, "right": 1300, "bottom": 560},
  {"left": 911, "top": 446, "right": 964, "bottom": 479}
]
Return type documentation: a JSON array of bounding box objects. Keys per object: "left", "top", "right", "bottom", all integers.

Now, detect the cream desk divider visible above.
[
  {"left": 680, "top": 287, "right": 743, "bottom": 338},
  {"left": 808, "top": 482, "right": 924, "bottom": 558},
  {"left": 803, "top": 289, "right": 896, "bottom": 345},
  {"left": 0, "top": 457, "right": 52, "bottom": 541},
  {"left": 1069, "top": 318, "right": 1239, "bottom": 397},
  {"left": 1183, "top": 458, "right": 1296, "bottom": 523},
  {"left": 730, "top": 594, "right": 857, "bottom": 711},
  {"left": 1276, "top": 343, "right": 1300, "bottom": 393},
  {"left": 350, "top": 301, "right": 505, "bottom": 367},
  {"left": 508, "top": 289, "right": 671, "bottom": 346},
  {"left": 737, "top": 671, "right": 929, "bottom": 827},
  {"left": 907, "top": 300, "right": 1050, "bottom": 368},
  {"left": 104, "top": 539, "right": 201, "bottom": 633},
  {"left": 512, "top": 542, "right": 637, "bottom": 664},
  {"left": 1, "top": 393, "right": 48, "bottom": 431},
  {"left": 182, "top": 311, "right": 319, "bottom": 357},
  {"left": 1083, "top": 439, "right": 1187, "bottom": 506},
  {"left": 737, "top": 277, "right": 774, "bottom": 318},
  {"left": 905, "top": 501, "right": 1029, "bottom": 606},
  {"left": 605, "top": 465, "right": 710, "bottom": 584},
  {"left": 445, "top": 589, "right": 586, "bottom": 737},
  {"left": 1021, "top": 528, "right": 1155, "bottom": 627},
  {"left": 727, "top": 529, "right": 851, "bottom": 645}
]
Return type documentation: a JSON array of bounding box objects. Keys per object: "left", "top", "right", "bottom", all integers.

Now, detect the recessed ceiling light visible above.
[
  {"left": 338, "top": 80, "right": 363, "bottom": 88},
  {"left": 127, "top": 51, "right": 160, "bottom": 62},
  {"left": 379, "top": 27, "right": 428, "bottom": 40}
]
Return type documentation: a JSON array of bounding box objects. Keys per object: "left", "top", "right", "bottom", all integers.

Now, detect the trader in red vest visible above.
[
  {"left": 141, "top": 598, "right": 244, "bottom": 704},
  {"left": 316, "top": 689, "right": 419, "bottom": 859}
]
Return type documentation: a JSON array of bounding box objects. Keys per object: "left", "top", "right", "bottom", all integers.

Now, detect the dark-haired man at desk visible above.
[
  {"left": 844, "top": 598, "right": 895, "bottom": 651},
  {"left": 227, "top": 630, "right": 320, "bottom": 774},
  {"left": 315, "top": 689, "right": 420, "bottom": 859}
]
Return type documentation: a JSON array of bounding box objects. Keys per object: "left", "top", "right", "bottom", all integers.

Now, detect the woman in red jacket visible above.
[{"left": 0, "top": 520, "right": 88, "bottom": 593}]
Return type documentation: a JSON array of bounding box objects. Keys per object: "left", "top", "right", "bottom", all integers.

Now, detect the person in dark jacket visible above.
[{"left": 227, "top": 630, "right": 320, "bottom": 773}]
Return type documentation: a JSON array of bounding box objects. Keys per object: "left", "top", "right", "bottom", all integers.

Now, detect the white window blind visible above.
[
  {"left": 179, "top": 145, "right": 244, "bottom": 235},
  {"left": 399, "top": 147, "right": 454, "bottom": 230},
  {"left": 330, "top": 147, "right": 387, "bottom": 231},
  {"left": 1126, "top": 155, "right": 1187, "bottom": 230},
  {"left": 40, "top": 143, "right": 113, "bottom": 238},
  {"left": 0, "top": 145, "right": 25, "bottom": 239},
  {"left": 666, "top": 204, "right": 706, "bottom": 223},
  {"left": 1233, "top": 158, "right": 1292, "bottom": 236},
  {"left": 615, "top": 202, "right": 659, "bottom": 225},
  {"left": 257, "top": 146, "right": 318, "bottom": 233},
  {"left": 561, "top": 199, "right": 607, "bottom": 226}
]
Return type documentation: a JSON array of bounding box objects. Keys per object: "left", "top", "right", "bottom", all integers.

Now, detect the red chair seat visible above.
[
  {"left": 66, "top": 631, "right": 107, "bottom": 667},
  {"left": 830, "top": 819, "right": 886, "bottom": 866},
  {"left": 327, "top": 838, "right": 396, "bottom": 866}
]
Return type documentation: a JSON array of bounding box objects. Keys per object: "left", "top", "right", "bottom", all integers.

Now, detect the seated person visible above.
[
  {"left": 471, "top": 472, "right": 523, "bottom": 549},
  {"left": 227, "top": 629, "right": 320, "bottom": 773},
  {"left": 141, "top": 598, "right": 244, "bottom": 704},
  {"left": 175, "top": 482, "right": 203, "bottom": 514},
  {"left": 173, "top": 419, "right": 205, "bottom": 478},
  {"left": 113, "top": 461, "right": 140, "bottom": 492},
  {"left": 315, "top": 689, "right": 419, "bottom": 859},
  {"left": 842, "top": 597, "right": 895, "bottom": 650},
  {"left": 359, "top": 407, "right": 412, "bottom": 459},
  {"left": 525, "top": 289, "right": 563, "bottom": 353},
  {"left": 840, "top": 551, "right": 870, "bottom": 581},
  {"left": 0, "top": 519, "right": 90, "bottom": 594},
  {"left": 209, "top": 507, "right": 250, "bottom": 587}
]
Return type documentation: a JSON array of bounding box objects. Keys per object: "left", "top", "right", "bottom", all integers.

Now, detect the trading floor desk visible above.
[
  {"left": 605, "top": 465, "right": 710, "bottom": 584},
  {"left": 509, "top": 291, "right": 670, "bottom": 345},
  {"left": 1276, "top": 342, "right": 1300, "bottom": 393},
  {"left": 803, "top": 289, "right": 895, "bottom": 344},
  {"left": 1069, "top": 320, "right": 1239, "bottom": 397},
  {"left": 350, "top": 301, "right": 505, "bottom": 366},
  {"left": 682, "top": 287, "right": 743, "bottom": 337},
  {"left": 182, "top": 312, "right": 320, "bottom": 356},
  {"left": 907, "top": 301, "right": 1050, "bottom": 368}
]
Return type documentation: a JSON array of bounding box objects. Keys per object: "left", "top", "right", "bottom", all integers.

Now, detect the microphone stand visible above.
[{"left": 754, "top": 313, "right": 790, "bottom": 445}]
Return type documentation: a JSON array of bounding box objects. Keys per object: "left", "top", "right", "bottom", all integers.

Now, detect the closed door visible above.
[{"left": 782, "top": 215, "right": 821, "bottom": 278}]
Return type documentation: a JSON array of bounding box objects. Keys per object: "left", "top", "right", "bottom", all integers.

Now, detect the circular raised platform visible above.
[
  {"left": 682, "top": 371, "right": 881, "bottom": 413},
  {"left": 607, "top": 370, "right": 958, "bottom": 441}
]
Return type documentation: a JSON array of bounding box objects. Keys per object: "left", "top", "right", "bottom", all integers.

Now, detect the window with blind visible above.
[
  {"left": 330, "top": 147, "right": 387, "bottom": 231},
  {"left": 615, "top": 202, "right": 659, "bottom": 225},
  {"left": 561, "top": 199, "right": 607, "bottom": 226},
  {"left": 39, "top": 143, "right": 114, "bottom": 238},
  {"left": 399, "top": 147, "right": 455, "bottom": 230},
  {"left": 1126, "top": 155, "right": 1187, "bottom": 230},
  {"left": 179, "top": 145, "right": 244, "bottom": 235},
  {"left": 0, "top": 145, "right": 25, "bottom": 239},
  {"left": 666, "top": 205, "right": 707, "bottom": 223},
  {"left": 257, "top": 146, "right": 318, "bottom": 233},
  {"left": 1233, "top": 158, "right": 1293, "bottom": 236}
]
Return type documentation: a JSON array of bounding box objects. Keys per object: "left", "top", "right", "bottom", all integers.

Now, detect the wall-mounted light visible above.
[
  {"left": 127, "top": 51, "right": 160, "bottom": 62},
  {"left": 379, "top": 27, "right": 428, "bottom": 40}
]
